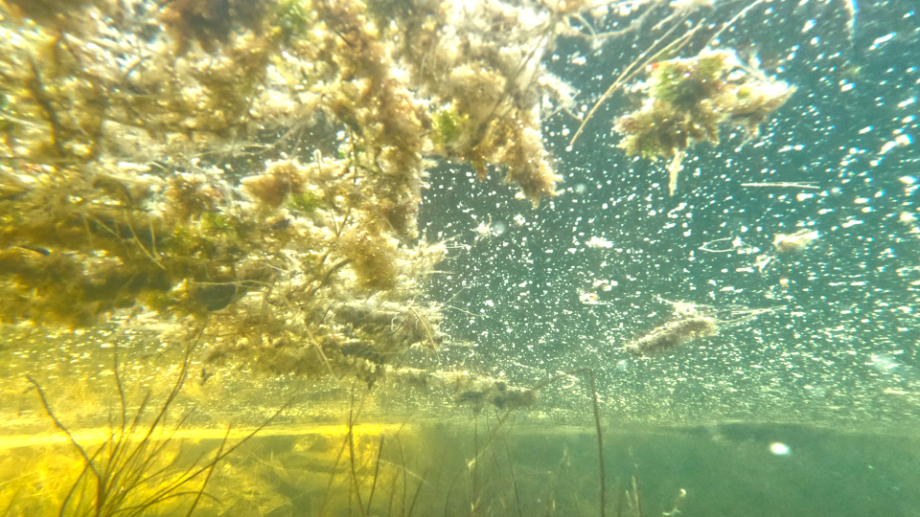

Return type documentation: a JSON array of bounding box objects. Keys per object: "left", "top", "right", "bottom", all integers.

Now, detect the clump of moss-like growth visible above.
[
  {"left": 288, "top": 191, "right": 324, "bottom": 215},
  {"left": 273, "top": 0, "right": 313, "bottom": 44},
  {"left": 650, "top": 52, "right": 727, "bottom": 107},
  {"left": 615, "top": 49, "right": 795, "bottom": 195},
  {"left": 0, "top": 0, "right": 591, "bottom": 384},
  {"left": 433, "top": 106, "right": 471, "bottom": 150},
  {"left": 242, "top": 160, "right": 309, "bottom": 207},
  {"left": 340, "top": 230, "right": 400, "bottom": 292},
  {"left": 386, "top": 2, "right": 567, "bottom": 207}
]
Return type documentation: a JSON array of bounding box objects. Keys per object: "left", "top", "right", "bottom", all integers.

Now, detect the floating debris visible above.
[
  {"left": 614, "top": 49, "right": 796, "bottom": 195},
  {"left": 698, "top": 236, "right": 758, "bottom": 254},
  {"left": 625, "top": 316, "right": 719, "bottom": 356},
  {"left": 755, "top": 228, "right": 821, "bottom": 271},
  {"left": 773, "top": 229, "right": 821, "bottom": 253},
  {"left": 626, "top": 300, "right": 782, "bottom": 356},
  {"left": 579, "top": 291, "right": 604, "bottom": 305},
  {"left": 741, "top": 182, "right": 821, "bottom": 189},
  {"left": 586, "top": 236, "right": 614, "bottom": 248},
  {"left": 456, "top": 381, "right": 540, "bottom": 410}
]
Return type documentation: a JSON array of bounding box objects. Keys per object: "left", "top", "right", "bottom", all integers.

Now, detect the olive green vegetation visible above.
[
  {"left": 433, "top": 106, "right": 471, "bottom": 150},
  {"left": 649, "top": 52, "right": 726, "bottom": 107},
  {"left": 615, "top": 49, "right": 795, "bottom": 193},
  {"left": 0, "top": 0, "right": 796, "bottom": 389},
  {"left": 0, "top": 0, "right": 576, "bottom": 382},
  {"left": 1, "top": 0, "right": 97, "bottom": 27},
  {"left": 0, "top": 169, "right": 263, "bottom": 324},
  {"left": 288, "top": 190, "right": 325, "bottom": 214},
  {"left": 274, "top": 0, "right": 313, "bottom": 44},
  {"left": 159, "top": 0, "right": 275, "bottom": 54}
]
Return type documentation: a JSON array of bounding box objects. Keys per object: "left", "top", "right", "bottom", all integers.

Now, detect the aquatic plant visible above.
[
  {"left": 561, "top": 0, "right": 849, "bottom": 198},
  {"left": 8, "top": 332, "right": 289, "bottom": 517},
  {"left": 614, "top": 49, "right": 795, "bottom": 195},
  {"left": 0, "top": 0, "right": 595, "bottom": 382},
  {"left": 160, "top": 0, "right": 274, "bottom": 54}
]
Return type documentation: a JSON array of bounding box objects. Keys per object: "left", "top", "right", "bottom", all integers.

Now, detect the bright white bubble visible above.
[{"left": 770, "top": 442, "right": 791, "bottom": 455}]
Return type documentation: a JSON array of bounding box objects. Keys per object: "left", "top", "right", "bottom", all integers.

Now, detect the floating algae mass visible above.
[
  {"left": 3, "top": 0, "right": 920, "bottom": 515},
  {"left": 625, "top": 316, "right": 719, "bottom": 356},
  {"left": 614, "top": 49, "right": 796, "bottom": 195},
  {"left": 624, "top": 301, "right": 778, "bottom": 356}
]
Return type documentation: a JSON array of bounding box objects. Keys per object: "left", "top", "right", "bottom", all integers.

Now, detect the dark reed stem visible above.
[
  {"left": 365, "top": 434, "right": 385, "bottom": 515},
  {"left": 587, "top": 369, "right": 606, "bottom": 517}
]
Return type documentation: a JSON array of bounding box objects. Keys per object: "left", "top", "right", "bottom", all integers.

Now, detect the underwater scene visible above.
[{"left": 1, "top": 0, "right": 919, "bottom": 515}]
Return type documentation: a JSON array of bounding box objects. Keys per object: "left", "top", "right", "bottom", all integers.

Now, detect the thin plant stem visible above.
[
  {"left": 183, "top": 425, "right": 231, "bottom": 517},
  {"left": 502, "top": 437, "right": 523, "bottom": 517},
  {"left": 587, "top": 370, "right": 606, "bottom": 517},
  {"left": 704, "top": 0, "right": 767, "bottom": 49},
  {"left": 405, "top": 466, "right": 429, "bottom": 517},
  {"left": 365, "top": 434, "right": 385, "bottom": 515}
]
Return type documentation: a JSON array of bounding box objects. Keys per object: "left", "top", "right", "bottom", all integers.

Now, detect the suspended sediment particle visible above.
[
  {"left": 772, "top": 229, "right": 820, "bottom": 253},
  {"left": 625, "top": 317, "right": 718, "bottom": 356}
]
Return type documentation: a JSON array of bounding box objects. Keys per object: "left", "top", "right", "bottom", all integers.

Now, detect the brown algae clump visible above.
[
  {"left": 625, "top": 317, "right": 719, "bottom": 356},
  {"left": 626, "top": 299, "right": 782, "bottom": 357},
  {"left": 615, "top": 49, "right": 796, "bottom": 195}
]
